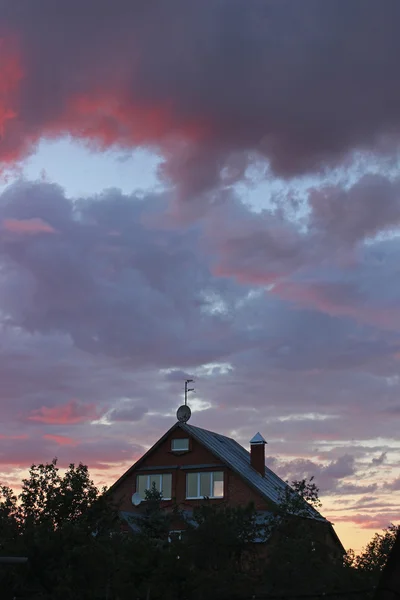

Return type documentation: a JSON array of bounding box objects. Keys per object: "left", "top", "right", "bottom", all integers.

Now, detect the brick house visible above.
[{"left": 109, "top": 416, "right": 344, "bottom": 556}]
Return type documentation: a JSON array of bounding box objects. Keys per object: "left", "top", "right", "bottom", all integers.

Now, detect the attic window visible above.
[{"left": 171, "top": 438, "right": 189, "bottom": 452}]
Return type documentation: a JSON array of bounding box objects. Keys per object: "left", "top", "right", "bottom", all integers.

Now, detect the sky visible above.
[{"left": 0, "top": 0, "right": 399, "bottom": 552}]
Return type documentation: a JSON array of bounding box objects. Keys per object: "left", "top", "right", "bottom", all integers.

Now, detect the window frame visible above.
[
  {"left": 136, "top": 473, "right": 172, "bottom": 501},
  {"left": 171, "top": 438, "right": 190, "bottom": 452},
  {"left": 186, "top": 471, "right": 224, "bottom": 499}
]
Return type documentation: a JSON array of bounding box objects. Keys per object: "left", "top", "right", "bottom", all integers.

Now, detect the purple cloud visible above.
[
  {"left": 2, "top": 1, "right": 400, "bottom": 199},
  {"left": 0, "top": 172, "right": 399, "bottom": 546}
]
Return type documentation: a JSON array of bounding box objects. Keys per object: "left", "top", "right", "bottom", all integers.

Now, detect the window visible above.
[
  {"left": 186, "top": 471, "right": 224, "bottom": 499},
  {"left": 168, "top": 530, "right": 184, "bottom": 543},
  {"left": 171, "top": 438, "right": 189, "bottom": 451},
  {"left": 136, "top": 473, "right": 172, "bottom": 500}
]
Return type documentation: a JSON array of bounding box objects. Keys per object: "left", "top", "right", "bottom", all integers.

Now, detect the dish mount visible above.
[{"left": 176, "top": 379, "right": 194, "bottom": 423}]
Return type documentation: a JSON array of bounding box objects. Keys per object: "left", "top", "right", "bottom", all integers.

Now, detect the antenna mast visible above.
[{"left": 184, "top": 379, "right": 194, "bottom": 406}]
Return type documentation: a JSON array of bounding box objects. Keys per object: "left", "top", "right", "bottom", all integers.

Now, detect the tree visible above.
[
  {"left": 355, "top": 523, "right": 399, "bottom": 575},
  {"left": 186, "top": 501, "right": 262, "bottom": 568},
  {"left": 138, "top": 483, "right": 173, "bottom": 543},
  {"left": 276, "top": 476, "right": 322, "bottom": 517},
  {"left": 0, "top": 459, "right": 125, "bottom": 599},
  {"left": 256, "top": 477, "right": 372, "bottom": 598},
  {"left": 125, "top": 483, "right": 186, "bottom": 600}
]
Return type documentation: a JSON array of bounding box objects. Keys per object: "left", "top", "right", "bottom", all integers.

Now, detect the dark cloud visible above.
[
  {"left": 265, "top": 454, "right": 356, "bottom": 494},
  {"left": 0, "top": 180, "right": 247, "bottom": 367},
  {"left": 371, "top": 452, "right": 387, "bottom": 466},
  {"left": 2, "top": 1, "right": 400, "bottom": 197},
  {"left": 329, "top": 483, "right": 379, "bottom": 496},
  {"left": 108, "top": 404, "right": 149, "bottom": 423},
  {"left": 309, "top": 175, "right": 400, "bottom": 245},
  {"left": 383, "top": 477, "right": 400, "bottom": 491}
]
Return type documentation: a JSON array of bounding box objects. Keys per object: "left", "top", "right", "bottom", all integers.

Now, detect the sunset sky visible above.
[{"left": 0, "top": 0, "right": 399, "bottom": 552}]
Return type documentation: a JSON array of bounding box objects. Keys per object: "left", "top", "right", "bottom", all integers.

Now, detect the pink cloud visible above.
[
  {"left": 331, "top": 513, "right": 399, "bottom": 530},
  {"left": 27, "top": 399, "right": 99, "bottom": 425},
  {"left": 273, "top": 279, "right": 400, "bottom": 330},
  {"left": 1, "top": 217, "right": 56, "bottom": 235},
  {"left": 42, "top": 434, "right": 78, "bottom": 446},
  {"left": 0, "top": 36, "right": 22, "bottom": 146}
]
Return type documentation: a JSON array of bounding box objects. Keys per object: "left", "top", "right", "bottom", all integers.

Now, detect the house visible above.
[{"left": 109, "top": 406, "right": 344, "bottom": 557}]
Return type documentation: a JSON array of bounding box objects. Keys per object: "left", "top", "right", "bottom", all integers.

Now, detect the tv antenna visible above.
[
  {"left": 177, "top": 379, "right": 195, "bottom": 423},
  {"left": 184, "top": 379, "right": 195, "bottom": 405}
]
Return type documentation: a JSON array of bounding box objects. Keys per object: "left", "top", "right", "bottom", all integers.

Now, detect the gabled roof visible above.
[{"left": 110, "top": 421, "right": 324, "bottom": 522}]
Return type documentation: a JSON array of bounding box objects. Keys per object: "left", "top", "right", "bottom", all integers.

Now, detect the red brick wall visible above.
[
  {"left": 111, "top": 427, "right": 272, "bottom": 513},
  {"left": 227, "top": 469, "right": 272, "bottom": 510}
]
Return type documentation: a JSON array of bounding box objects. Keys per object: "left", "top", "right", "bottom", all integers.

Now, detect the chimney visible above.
[{"left": 250, "top": 432, "right": 267, "bottom": 476}]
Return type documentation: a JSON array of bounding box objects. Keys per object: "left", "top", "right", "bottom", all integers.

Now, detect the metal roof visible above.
[
  {"left": 250, "top": 432, "right": 267, "bottom": 445},
  {"left": 180, "top": 423, "right": 325, "bottom": 521}
]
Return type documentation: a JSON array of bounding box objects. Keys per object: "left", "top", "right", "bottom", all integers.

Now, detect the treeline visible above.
[{"left": 0, "top": 459, "right": 397, "bottom": 599}]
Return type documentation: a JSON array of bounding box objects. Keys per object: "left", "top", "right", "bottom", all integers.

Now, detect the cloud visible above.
[
  {"left": 42, "top": 434, "right": 77, "bottom": 446},
  {"left": 0, "top": 35, "right": 23, "bottom": 144},
  {"left": 107, "top": 405, "right": 149, "bottom": 423},
  {"left": 371, "top": 452, "right": 387, "bottom": 466},
  {"left": 309, "top": 175, "right": 400, "bottom": 245},
  {"left": 2, "top": 2, "right": 400, "bottom": 198},
  {"left": 383, "top": 477, "right": 400, "bottom": 491},
  {"left": 331, "top": 484, "right": 379, "bottom": 496},
  {"left": 27, "top": 400, "right": 99, "bottom": 425},
  {"left": 333, "top": 513, "right": 399, "bottom": 530},
  {"left": 265, "top": 454, "right": 356, "bottom": 493},
  {"left": 1, "top": 217, "right": 56, "bottom": 235},
  {"left": 0, "top": 434, "right": 143, "bottom": 470},
  {"left": 0, "top": 177, "right": 399, "bottom": 553},
  {"left": 0, "top": 181, "right": 247, "bottom": 367}
]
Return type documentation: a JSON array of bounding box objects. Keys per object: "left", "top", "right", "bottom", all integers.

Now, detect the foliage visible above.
[
  {"left": 353, "top": 523, "right": 399, "bottom": 576},
  {"left": 0, "top": 465, "right": 395, "bottom": 599},
  {"left": 276, "top": 475, "right": 322, "bottom": 517},
  {"left": 138, "top": 482, "right": 173, "bottom": 543}
]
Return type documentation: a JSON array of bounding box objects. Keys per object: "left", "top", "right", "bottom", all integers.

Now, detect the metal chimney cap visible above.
[{"left": 250, "top": 432, "right": 267, "bottom": 445}]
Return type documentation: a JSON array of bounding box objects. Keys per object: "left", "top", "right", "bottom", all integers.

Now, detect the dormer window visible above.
[{"left": 171, "top": 438, "right": 189, "bottom": 452}]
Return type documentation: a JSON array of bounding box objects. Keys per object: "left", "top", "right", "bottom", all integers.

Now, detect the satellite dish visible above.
[
  {"left": 131, "top": 492, "right": 142, "bottom": 506},
  {"left": 177, "top": 404, "right": 191, "bottom": 423}
]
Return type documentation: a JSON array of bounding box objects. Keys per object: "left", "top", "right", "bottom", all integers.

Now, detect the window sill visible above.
[
  {"left": 185, "top": 496, "right": 224, "bottom": 500},
  {"left": 136, "top": 498, "right": 172, "bottom": 502}
]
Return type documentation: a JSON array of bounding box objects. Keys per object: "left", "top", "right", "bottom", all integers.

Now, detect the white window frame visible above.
[
  {"left": 186, "top": 471, "right": 224, "bottom": 499},
  {"left": 171, "top": 438, "right": 189, "bottom": 452},
  {"left": 136, "top": 473, "right": 172, "bottom": 500}
]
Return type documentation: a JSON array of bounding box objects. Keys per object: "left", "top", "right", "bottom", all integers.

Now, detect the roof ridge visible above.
[{"left": 182, "top": 422, "right": 236, "bottom": 442}]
